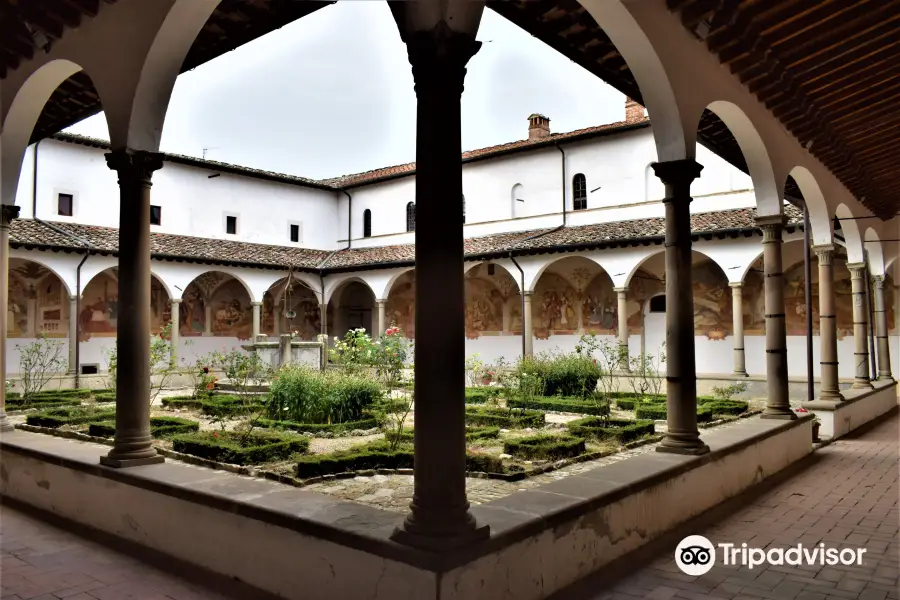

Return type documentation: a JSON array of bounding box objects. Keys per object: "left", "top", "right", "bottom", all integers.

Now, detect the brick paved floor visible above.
[
  {"left": 564, "top": 410, "right": 899, "bottom": 600},
  {"left": 0, "top": 507, "right": 236, "bottom": 600}
]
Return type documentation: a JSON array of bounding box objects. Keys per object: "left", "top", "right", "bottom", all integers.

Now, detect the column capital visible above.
[
  {"left": 729, "top": 282, "right": 743, "bottom": 289},
  {"left": 756, "top": 214, "right": 787, "bottom": 243},
  {"left": 651, "top": 159, "right": 703, "bottom": 191},
  {"left": 376, "top": 298, "right": 388, "bottom": 305},
  {"left": 105, "top": 149, "right": 164, "bottom": 183},
  {"left": 0, "top": 204, "right": 20, "bottom": 228},
  {"left": 813, "top": 244, "right": 835, "bottom": 264},
  {"left": 523, "top": 291, "right": 534, "bottom": 298},
  {"left": 872, "top": 274, "right": 885, "bottom": 288},
  {"left": 404, "top": 21, "right": 481, "bottom": 98},
  {"left": 251, "top": 301, "right": 263, "bottom": 307},
  {"left": 170, "top": 298, "right": 182, "bottom": 304},
  {"left": 69, "top": 294, "right": 78, "bottom": 302},
  {"left": 613, "top": 286, "right": 628, "bottom": 294},
  {"left": 846, "top": 262, "right": 867, "bottom": 278}
]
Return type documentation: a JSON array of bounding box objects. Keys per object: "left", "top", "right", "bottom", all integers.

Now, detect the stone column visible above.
[
  {"left": 169, "top": 299, "right": 181, "bottom": 367},
  {"left": 523, "top": 292, "right": 534, "bottom": 357},
  {"left": 873, "top": 276, "right": 893, "bottom": 381},
  {"left": 757, "top": 215, "right": 795, "bottom": 419},
  {"left": 501, "top": 299, "right": 512, "bottom": 334},
  {"left": 614, "top": 287, "right": 630, "bottom": 372},
  {"left": 377, "top": 300, "right": 387, "bottom": 335},
  {"left": 729, "top": 283, "right": 748, "bottom": 377},
  {"left": 652, "top": 160, "right": 709, "bottom": 455},
  {"left": 319, "top": 303, "right": 328, "bottom": 337},
  {"left": 574, "top": 297, "right": 585, "bottom": 335},
  {"left": 203, "top": 302, "right": 213, "bottom": 337},
  {"left": 251, "top": 301, "right": 262, "bottom": 341},
  {"left": 390, "top": 20, "right": 487, "bottom": 551},
  {"left": 848, "top": 263, "right": 874, "bottom": 389},
  {"left": 100, "top": 150, "right": 165, "bottom": 467},
  {"left": 814, "top": 246, "right": 843, "bottom": 400},
  {"left": 25, "top": 296, "right": 36, "bottom": 337},
  {"left": 273, "top": 300, "right": 282, "bottom": 336},
  {"left": 68, "top": 295, "right": 78, "bottom": 373},
  {"left": 0, "top": 204, "right": 20, "bottom": 433}
]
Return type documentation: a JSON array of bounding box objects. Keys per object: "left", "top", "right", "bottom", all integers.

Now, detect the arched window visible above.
[
  {"left": 406, "top": 202, "right": 416, "bottom": 232},
  {"left": 573, "top": 173, "right": 587, "bottom": 211},
  {"left": 649, "top": 295, "right": 666, "bottom": 313},
  {"left": 511, "top": 183, "right": 524, "bottom": 218},
  {"left": 363, "top": 209, "right": 372, "bottom": 238},
  {"left": 462, "top": 194, "right": 466, "bottom": 224}
]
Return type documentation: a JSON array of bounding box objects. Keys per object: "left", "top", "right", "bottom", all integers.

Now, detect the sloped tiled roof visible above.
[
  {"left": 320, "top": 118, "right": 651, "bottom": 188},
  {"left": 10, "top": 205, "right": 801, "bottom": 273}
]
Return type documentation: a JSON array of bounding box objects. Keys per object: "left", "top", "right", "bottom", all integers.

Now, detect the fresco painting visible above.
[
  {"left": 181, "top": 273, "right": 251, "bottom": 339},
  {"left": 79, "top": 269, "right": 169, "bottom": 341},
  {"left": 386, "top": 271, "right": 416, "bottom": 338},
  {"left": 7, "top": 259, "right": 68, "bottom": 338}
]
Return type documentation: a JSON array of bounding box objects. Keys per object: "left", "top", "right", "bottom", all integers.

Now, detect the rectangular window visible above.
[
  {"left": 226, "top": 215, "right": 237, "bottom": 235},
  {"left": 81, "top": 364, "right": 99, "bottom": 375},
  {"left": 290, "top": 223, "right": 300, "bottom": 242},
  {"left": 58, "top": 193, "right": 73, "bottom": 216},
  {"left": 150, "top": 205, "right": 162, "bottom": 226}
]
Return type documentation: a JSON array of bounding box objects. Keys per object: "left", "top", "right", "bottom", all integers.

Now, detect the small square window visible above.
[
  {"left": 226, "top": 215, "right": 237, "bottom": 235},
  {"left": 150, "top": 205, "right": 162, "bottom": 226},
  {"left": 58, "top": 193, "right": 73, "bottom": 216},
  {"left": 290, "top": 224, "right": 300, "bottom": 243}
]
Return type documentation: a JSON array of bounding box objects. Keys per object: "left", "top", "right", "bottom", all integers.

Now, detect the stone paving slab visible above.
[{"left": 561, "top": 411, "right": 899, "bottom": 600}]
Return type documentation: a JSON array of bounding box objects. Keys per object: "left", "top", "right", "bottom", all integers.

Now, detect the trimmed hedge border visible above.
[
  {"left": 160, "top": 395, "right": 265, "bottom": 417},
  {"left": 6, "top": 398, "right": 82, "bottom": 411},
  {"left": 635, "top": 404, "right": 715, "bottom": 422},
  {"left": 464, "top": 387, "right": 500, "bottom": 405},
  {"left": 565, "top": 418, "right": 655, "bottom": 443},
  {"left": 464, "top": 406, "right": 545, "bottom": 428},
  {"left": 7, "top": 388, "right": 93, "bottom": 401},
  {"left": 26, "top": 407, "right": 116, "bottom": 429},
  {"left": 502, "top": 434, "right": 586, "bottom": 461},
  {"left": 508, "top": 396, "right": 610, "bottom": 416},
  {"left": 88, "top": 417, "right": 200, "bottom": 439},
  {"left": 700, "top": 400, "right": 750, "bottom": 416},
  {"left": 385, "top": 426, "right": 501, "bottom": 445},
  {"left": 171, "top": 430, "right": 309, "bottom": 466},
  {"left": 256, "top": 417, "right": 379, "bottom": 435}
]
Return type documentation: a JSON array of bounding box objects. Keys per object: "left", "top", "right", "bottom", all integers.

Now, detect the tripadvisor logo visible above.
[{"left": 675, "top": 535, "right": 868, "bottom": 575}]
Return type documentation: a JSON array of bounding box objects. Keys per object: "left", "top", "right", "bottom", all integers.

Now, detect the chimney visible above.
[
  {"left": 527, "top": 114, "right": 551, "bottom": 140},
  {"left": 625, "top": 97, "right": 645, "bottom": 123}
]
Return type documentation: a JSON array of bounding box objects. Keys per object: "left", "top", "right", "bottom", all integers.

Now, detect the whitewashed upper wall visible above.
[
  {"left": 339, "top": 127, "right": 755, "bottom": 249},
  {"left": 16, "top": 139, "right": 341, "bottom": 250}
]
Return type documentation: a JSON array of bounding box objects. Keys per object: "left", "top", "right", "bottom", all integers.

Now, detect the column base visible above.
[
  {"left": 818, "top": 390, "right": 845, "bottom": 402},
  {"left": 733, "top": 370, "right": 749, "bottom": 377},
  {"left": 877, "top": 375, "right": 894, "bottom": 382},
  {"left": 100, "top": 454, "right": 165, "bottom": 468},
  {"left": 851, "top": 380, "right": 874, "bottom": 390},
  {"left": 656, "top": 434, "right": 709, "bottom": 456},
  {"left": 0, "top": 416, "right": 15, "bottom": 433},
  {"left": 390, "top": 521, "right": 489, "bottom": 552},
  {"left": 761, "top": 408, "right": 798, "bottom": 420}
]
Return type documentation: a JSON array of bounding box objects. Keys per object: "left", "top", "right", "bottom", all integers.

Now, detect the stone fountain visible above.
[{"left": 241, "top": 334, "right": 325, "bottom": 370}]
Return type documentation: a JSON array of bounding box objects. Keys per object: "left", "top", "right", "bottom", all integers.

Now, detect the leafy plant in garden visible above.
[
  {"left": 183, "top": 352, "right": 219, "bottom": 399},
  {"left": 628, "top": 343, "right": 666, "bottom": 400},
  {"left": 16, "top": 334, "right": 67, "bottom": 401},
  {"left": 377, "top": 386, "right": 414, "bottom": 452},
  {"left": 711, "top": 380, "right": 748, "bottom": 402},
  {"left": 267, "top": 365, "right": 381, "bottom": 424},
  {"left": 209, "top": 349, "right": 270, "bottom": 442},
  {"left": 329, "top": 328, "right": 377, "bottom": 374},
  {"left": 103, "top": 323, "right": 178, "bottom": 404},
  {"left": 465, "top": 353, "right": 495, "bottom": 386}
]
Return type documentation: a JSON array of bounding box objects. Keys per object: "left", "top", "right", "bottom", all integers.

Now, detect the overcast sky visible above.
[{"left": 65, "top": 2, "right": 625, "bottom": 180}]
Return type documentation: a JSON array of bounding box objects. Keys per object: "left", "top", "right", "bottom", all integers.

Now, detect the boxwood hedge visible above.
[
  {"left": 256, "top": 416, "right": 379, "bottom": 434},
  {"left": 385, "top": 425, "right": 500, "bottom": 445},
  {"left": 171, "top": 430, "right": 309, "bottom": 465},
  {"left": 502, "top": 434, "right": 586, "bottom": 461},
  {"left": 464, "top": 387, "right": 500, "bottom": 405},
  {"left": 565, "top": 417, "right": 655, "bottom": 443},
  {"left": 26, "top": 407, "right": 116, "bottom": 428},
  {"left": 88, "top": 416, "right": 200, "bottom": 438},
  {"left": 635, "top": 404, "right": 714, "bottom": 422},
  {"left": 508, "top": 396, "right": 610, "bottom": 416},
  {"left": 464, "top": 406, "right": 545, "bottom": 428},
  {"left": 698, "top": 400, "right": 749, "bottom": 416}
]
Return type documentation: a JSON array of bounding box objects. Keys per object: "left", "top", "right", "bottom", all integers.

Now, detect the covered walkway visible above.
[{"left": 562, "top": 410, "right": 900, "bottom": 600}]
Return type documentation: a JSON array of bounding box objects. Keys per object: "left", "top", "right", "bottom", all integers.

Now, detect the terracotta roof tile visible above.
[{"left": 9, "top": 205, "right": 800, "bottom": 273}]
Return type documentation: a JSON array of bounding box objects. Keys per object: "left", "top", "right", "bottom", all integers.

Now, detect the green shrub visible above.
[
  {"left": 464, "top": 406, "right": 545, "bottom": 428},
  {"left": 267, "top": 365, "right": 382, "bottom": 424},
  {"left": 161, "top": 396, "right": 206, "bottom": 410},
  {"left": 508, "top": 396, "right": 610, "bottom": 416},
  {"left": 294, "top": 440, "right": 513, "bottom": 479},
  {"left": 171, "top": 430, "right": 309, "bottom": 465},
  {"left": 26, "top": 407, "right": 116, "bottom": 428},
  {"left": 464, "top": 387, "right": 500, "bottom": 404},
  {"left": 6, "top": 397, "right": 82, "bottom": 409},
  {"left": 7, "top": 388, "right": 92, "bottom": 403},
  {"left": 502, "top": 434, "right": 586, "bottom": 461},
  {"left": 701, "top": 400, "right": 749, "bottom": 416},
  {"left": 635, "top": 404, "right": 714, "bottom": 422},
  {"left": 256, "top": 417, "right": 379, "bottom": 434},
  {"left": 200, "top": 396, "right": 264, "bottom": 417},
  {"left": 92, "top": 391, "right": 117, "bottom": 402},
  {"left": 566, "top": 417, "right": 655, "bottom": 443},
  {"left": 518, "top": 354, "right": 600, "bottom": 398},
  {"left": 384, "top": 425, "right": 500, "bottom": 445},
  {"left": 615, "top": 396, "right": 666, "bottom": 411},
  {"left": 88, "top": 416, "right": 200, "bottom": 438}
]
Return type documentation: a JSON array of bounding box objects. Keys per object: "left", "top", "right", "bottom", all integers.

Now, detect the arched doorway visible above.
[
  {"left": 263, "top": 276, "right": 320, "bottom": 340},
  {"left": 329, "top": 280, "right": 376, "bottom": 339}
]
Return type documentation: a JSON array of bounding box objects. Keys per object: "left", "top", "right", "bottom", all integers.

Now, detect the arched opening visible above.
[
  {"left": 784, "top": 167, "right": 832, "bottom": 246},
  {"left": 363, "top": 209, "right": 372, "bottom": 238},
  {"left": 511, "top": 183, "right": 524, "bottom": 218},
  {"left": 7, "top": 258, "right": 70, "bottom": 340},
  {"left": 405, "top": 202, "right": 416, "bottom": 233},
  {"left": 648, "top": 295, "right": 666, "bottom": 313},
  {"left": 463, "top": 263, "right": 522, "bottom": 363},
  {"left": 385, "top": 271, "right": 416, "bottom": 339},
  {"left": 180, "top": 271, "right": 252, "bottom": 341},
  {"left": 262, "top": 276, "right": 320, "bottom": 340},
  {"left": 834, "top": 204, "right": 865, "bottom": 264},
  {"left": 79, "top": 267, "right": 171, "bottom": 342},
  {"left": 328, "top": 280, "right": 376, "bottom": 340},
  {"left": 573, "top": 174, "right": 587, "bottom": 211}
]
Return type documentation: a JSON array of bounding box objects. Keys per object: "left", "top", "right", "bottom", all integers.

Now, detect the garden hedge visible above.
[
  {"left": 6, "top": 397, "right": 82, "bottom": 410},
  {"left": 26, "top": 407, "right": 116, "bottom": 428},
  {"left": 699, "top": 400, "right": 749, "bottom": 416},
  {"left": 502, "top": 434, "right": 586, "bottom": 461},
  {"left": 160, "top": 395, "right": 264, "bottom": 417},
  {"left": 565, "top": 417, "right": 655, "bottom": 443},
  {"left": 385, "top": 426, "right": 500, "bottom": 445},
  {"left": 294, "top": 441, "right": 510, "bottom": 479},
  {"left": 171, "top": 430, "right": 309, "bottom": 465},
  {"left": 518, "top": 354, "right": 601, "bottom": 398},
  {"left": 508, "top": 396, "right": 610, "bottom": 416},
  {"left": 615, "top": 396, "right": 665, "bottom": 411},
  {"left": 7, "top": 388, "right": 93, "bottom": 400},
  {"left": 464, "top": 387, "right": 500, "bottom": 405},
  {"left": 88, "top": 416, "right": 200, "bottom": 438},
  {"left": 635, "top": 404, "right": 714, "bottom": 422},
  {"left": 464, "top": 406, "right": 545, "bottom": 428},
  {"left": 256, "top": 417, "right": 379, "bottom": 434}
]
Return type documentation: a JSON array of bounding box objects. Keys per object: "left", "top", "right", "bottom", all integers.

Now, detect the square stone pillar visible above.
[
  {"left": 652, "top": 159, "right": 709, "bottom": 456},
  {"left": 813, "top": 245, "right": 843, "bottom": 400},
  {"left": 0, "top": 204, "right": 20, "bottom": 433},
  {"left": 68, "top": 295, "right": 78, "bottom": 374},
  {"left": 729, "top": 283, "right": 748, "bottom": 377},
  {"left": 757, "top": 215, "right": 796, "bottom": 420},
  {"left": 873, "top": 275, "right": 893, "bottom": 381},
  {"left": 614, "top": 287, "right": 630, "bottom": 372},
  {"left": 389, "top": 18, "right": 487, "bottom": 551},
  {"left": 847, "top": 262, "right": 874, "bottom": 389},
  {"left": 100, "top": 150, "right": 165, "bottom": 468}
]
